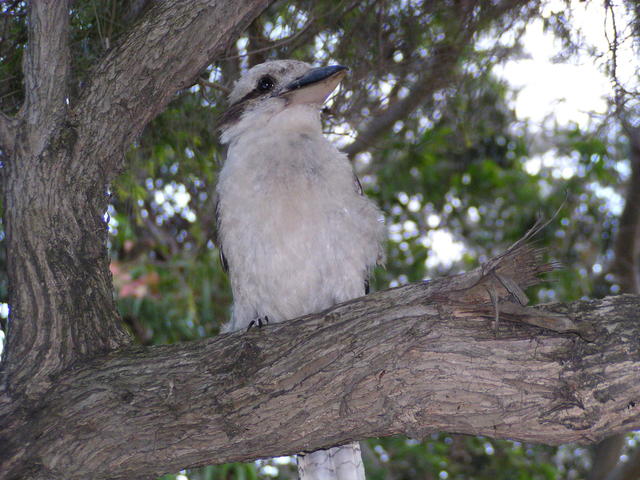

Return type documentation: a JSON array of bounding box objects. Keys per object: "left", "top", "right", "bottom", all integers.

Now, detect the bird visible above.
[{"left": 215, "top": 59, "right": 385, "bottom": 479}]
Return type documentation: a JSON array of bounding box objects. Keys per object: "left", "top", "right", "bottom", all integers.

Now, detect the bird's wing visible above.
[
  {"left": 354, "top": 172, "right": 381, "bottom": 288},
  {"left": 353, "top": 172, "right": 363, "bottom": 196},
  {"left": 214, "top": 199, "right": 229, "bottom": 273}
]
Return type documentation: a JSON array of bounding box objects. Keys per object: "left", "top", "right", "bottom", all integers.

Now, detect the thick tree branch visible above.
[
  {"left": 2, "top": 244, "right": 640, "bottom": 480},
  {"left": 71, "top": 0, "right": 274, "bottom": 185},
  {"left": 21, "top": 0, "right": 70, "bottom": 154}
]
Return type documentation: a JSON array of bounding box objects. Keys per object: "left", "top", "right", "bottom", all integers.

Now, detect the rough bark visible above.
[
  {"left": 71, "top": 0, "right": 273, "bottom": 184},
  {"left": 1, "top": 0, "right": 131, "bottom": 400},
  {"left": 0, "top": 0, "right": 275, "bottom": 400},
  {"left": 2, "top": 242, "right": 640, "bottom": 480}
]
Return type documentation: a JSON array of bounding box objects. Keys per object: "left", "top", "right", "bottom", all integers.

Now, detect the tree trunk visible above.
[
  {"left": 1, "top": 0, "right": 131, "bottom": 400},
  {"left": 0, "top": 0, "right": 275, "bottom": 395},
  {"left": 0, "top": 0, "right": 276, "bottom": 477}
]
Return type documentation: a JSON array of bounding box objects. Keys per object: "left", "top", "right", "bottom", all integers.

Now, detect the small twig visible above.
[
  {"left": 604, "top": 1, "right": 640, "bottom": 114},
  {"left": 497, "top": 195, "right": 568, "bottom": 262},
  {"left": 216, "top": 17, "right": 315, "bottom": 61},
  {"left": 198, "top": 78, "right": 231, "bottom": 95},
  {"left": 92, "top": 1, "right": 106, "bottom": 50}
]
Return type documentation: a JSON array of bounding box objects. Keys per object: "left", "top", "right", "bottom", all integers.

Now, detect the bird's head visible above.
[{"left": 217, "top": 60, "right": 347, "bottom": 144}]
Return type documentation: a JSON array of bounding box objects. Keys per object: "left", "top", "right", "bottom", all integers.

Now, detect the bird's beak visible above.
[{"left": 280, "top": 65, "right": 348, "bottom": 106}]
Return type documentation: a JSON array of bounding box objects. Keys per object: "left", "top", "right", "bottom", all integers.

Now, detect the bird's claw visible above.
[{"left": 247, "top": 315, "right": 270, "bottom": 331}]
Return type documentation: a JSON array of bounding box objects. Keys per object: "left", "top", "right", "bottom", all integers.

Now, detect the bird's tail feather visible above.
[{"left": 297, "top": 442, "right": 365, "bottom": 480}]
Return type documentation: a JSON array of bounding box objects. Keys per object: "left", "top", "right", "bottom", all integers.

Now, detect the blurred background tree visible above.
[{"left": 1, "top": 0, "right": 638, "bottom": 479}]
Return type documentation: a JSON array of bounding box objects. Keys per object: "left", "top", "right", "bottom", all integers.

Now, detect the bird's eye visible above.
[{"left": 257, "top": 75, "right": 275, "bottom": 92}]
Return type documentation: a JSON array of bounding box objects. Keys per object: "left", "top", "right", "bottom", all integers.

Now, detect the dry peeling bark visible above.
[{"left": 2, "top": 242, "right": 640, "bottom": 480}]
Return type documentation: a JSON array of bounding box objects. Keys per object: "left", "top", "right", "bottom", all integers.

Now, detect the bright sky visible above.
[{"left": 498, "top": 0, "right": 630, "bottom": 128}]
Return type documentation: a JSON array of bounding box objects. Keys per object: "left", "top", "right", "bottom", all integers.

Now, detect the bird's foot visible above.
[{"left": 247, "top": 316, "right": 269, "bottom": 331}]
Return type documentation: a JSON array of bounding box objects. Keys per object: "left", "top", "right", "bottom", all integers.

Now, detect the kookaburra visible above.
[{"left": 215, "top": 60, "right": 385, "bottom": 480}]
